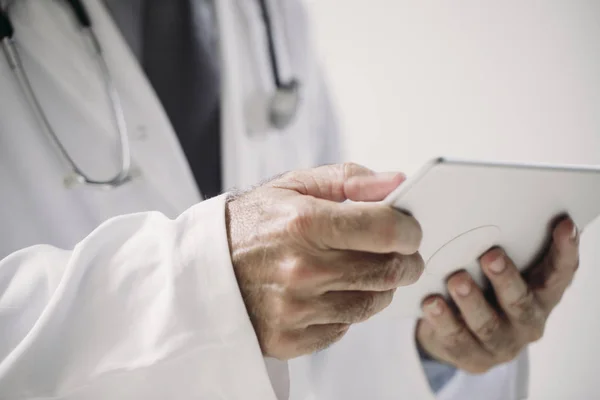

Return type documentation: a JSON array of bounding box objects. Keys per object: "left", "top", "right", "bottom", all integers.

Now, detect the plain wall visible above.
[{"left": 305, "top": 1, "right": 600, "bottom": 399}]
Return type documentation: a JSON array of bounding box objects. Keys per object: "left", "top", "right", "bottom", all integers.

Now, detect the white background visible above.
[{"left": 306, "top": 1, "right": 600, "bottom": 399}]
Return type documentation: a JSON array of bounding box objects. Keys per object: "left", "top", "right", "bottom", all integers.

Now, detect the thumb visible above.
[
  {"left": 273, "top": 163, "right": 405, "bottom": 202},
  {"left": 344, "top": 171, "right": 406, "bottom": 202}
]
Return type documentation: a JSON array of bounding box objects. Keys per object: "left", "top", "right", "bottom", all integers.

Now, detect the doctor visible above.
[{"left": 0, "top": 1, "right": 580, "bottom": 399}]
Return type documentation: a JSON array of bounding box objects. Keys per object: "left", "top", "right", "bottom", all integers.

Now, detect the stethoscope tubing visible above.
[{"left": 1, "top": 1, "right": 134, "bottom": 189}]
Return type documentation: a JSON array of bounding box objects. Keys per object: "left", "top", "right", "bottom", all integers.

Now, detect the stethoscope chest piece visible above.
[
  {"left": 245, "top": 80, "right": 301, "bottom": 136},
  {"left": 255, "top": 0, "right": 301, "bottom": 133},
  {"left": 269, "top": 79, "right": 300, "bottom": 130}
]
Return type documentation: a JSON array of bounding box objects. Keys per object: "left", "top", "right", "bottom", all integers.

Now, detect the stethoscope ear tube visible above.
[
  {"left": 2, "top": 0, "right": 134, "bottom": 189},
  {"left": 257, "top": 0, "right": 283, "bottom": 88},
  {"left": 1, "top": 0, "right": 90, "bottom": 38}
]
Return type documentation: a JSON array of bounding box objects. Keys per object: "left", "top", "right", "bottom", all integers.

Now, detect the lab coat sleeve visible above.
[{"left": 0, "top": 195, "right": 279, "bottom": 400}]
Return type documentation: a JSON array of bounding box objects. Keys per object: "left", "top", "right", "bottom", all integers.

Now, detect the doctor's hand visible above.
[
  {"left": 416, "top": 217, "right": 579, "bottom": 374},
  {"left": 226, "top": 163, "right": 424, "bottom": 360}
]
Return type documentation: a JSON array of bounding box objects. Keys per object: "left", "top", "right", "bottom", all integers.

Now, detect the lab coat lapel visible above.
[
  {"left": 84, "top": 0, "right": 203, "bottom": 212},
  {"left": 215, "top": 0, "right": 264, "bottom": 191}
]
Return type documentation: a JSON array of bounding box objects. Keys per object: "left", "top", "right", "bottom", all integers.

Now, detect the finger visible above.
[
  {"left": 447, "top": 272, "right": 517, "bottom": 357},
  {"left": 322, "top": 251, "right": 425, "bottom": 292},
  {"left": 272, "top": 163, "right": 376, "bottom": 202},
  {"left": 481, "top": 249, "right": 546, "bottom": 340},
  {"left": 420, "top": 297, "right": 495, "bottom": 373},
  {"left": 527, "top": 218, "right": 580, "bottom": 311},
  {"left": 311, "top": 200, "right": 422, "bottom": 254},
  {"left": 344, "top": 172, "right": 406, "bottom": 202},
  {"left": 303, "top": 290, "right": 395, "bottom": 326},
  {"left": 421, "top": 297, "right": 466, "bottom": 336}
]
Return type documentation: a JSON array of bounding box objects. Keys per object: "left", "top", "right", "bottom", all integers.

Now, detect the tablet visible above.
[{"left": 383, "top": 157, "right": 600, "bottom": 318}]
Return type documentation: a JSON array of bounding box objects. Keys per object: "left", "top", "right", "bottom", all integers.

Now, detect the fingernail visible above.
[
  {"left": 424, "top": 299, "right": 443, "bottom": 316},
  {"left": 571, "top": 223, "right": 578, "bottom": 241},
  {"left": 488, "top": 256, "right": 506, "bottom": 274},
  {"left": 456, "top": 281, "right": 471, "bottom": 297}
]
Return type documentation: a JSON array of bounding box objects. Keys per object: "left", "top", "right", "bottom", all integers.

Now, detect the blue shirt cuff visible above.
[{"left": 418, "top": 347, "right": 458, "bottom": 393}]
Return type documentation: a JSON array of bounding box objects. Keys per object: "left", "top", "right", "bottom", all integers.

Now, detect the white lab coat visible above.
[{"left": 0, "top": 0, "right": 527, "bottom": 399}]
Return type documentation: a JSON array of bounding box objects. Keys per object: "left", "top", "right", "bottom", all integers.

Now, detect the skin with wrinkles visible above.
[{"left": 225, "top": 163, "right": 424, "bottom": 360}]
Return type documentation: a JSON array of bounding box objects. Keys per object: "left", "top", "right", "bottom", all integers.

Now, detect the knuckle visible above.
[
  {"left": 355, "top": 292, "right": 377, "bottom": 322},
  {"left": 267, "top": 296, "right": 308, "bottom": 328},
  {"left": 329, "top": 207, "right": 371, "bottom": 248},
  {"left": 278, "top": 256, "right": 313, "bottom": 290},
  {"left": 473, "top": 316, "right": 502, "bottom": 342},
  {"left": 350, "top": 208, "right": 371, "bottom": 233},
  {"left": 266, "top": 296, "right": 291, "bottom": 328},
  {"left": 503, "top": 288, "right": 547, "bottom": 341},
  {"left": 380, "top": 256, "right": 403, "bottom": 288},
  {"left": 272, "top": 170, "right": 315, "bottom": 197},
  {"left": 280, "top": 170, "right": 304, "bottom": 185},
  {"left": 359, "top": 291, "right": 377, "bottom": 319},
  {"left": 444, "top": 325, "right": 470, "bottom": 348},
  {"left": 341, "top": 162, "right": 368, "bottom": 178},
  {"left": 443, "top": 342, "right": 470, "bottom": 365},
  {"left": 286, "top": 199, "right": 317, "bottom": 237},
  {"left": 390, "top": 253, "right": 425, "bottom": 287},
  {"left": 508, "top": 289, "right": 539, "bottom": 325},
  {"left": 350, "top": 207, "right": 372, "bottom": 233}
]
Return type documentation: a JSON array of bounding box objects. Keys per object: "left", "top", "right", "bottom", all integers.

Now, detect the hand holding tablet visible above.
[{"left": 384, "top": 157, "right": 600, "bottom": 318}]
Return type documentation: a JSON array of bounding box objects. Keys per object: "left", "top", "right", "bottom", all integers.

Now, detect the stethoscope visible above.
[
  {"left": 1, "top": 0, "right": 133, "bottom": 188},
  {"left": 257, "top": 0, "right": 301, "bottom": 131},
  {"left": 0, "top": 0, "right": 300, "bottom": 189}
]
